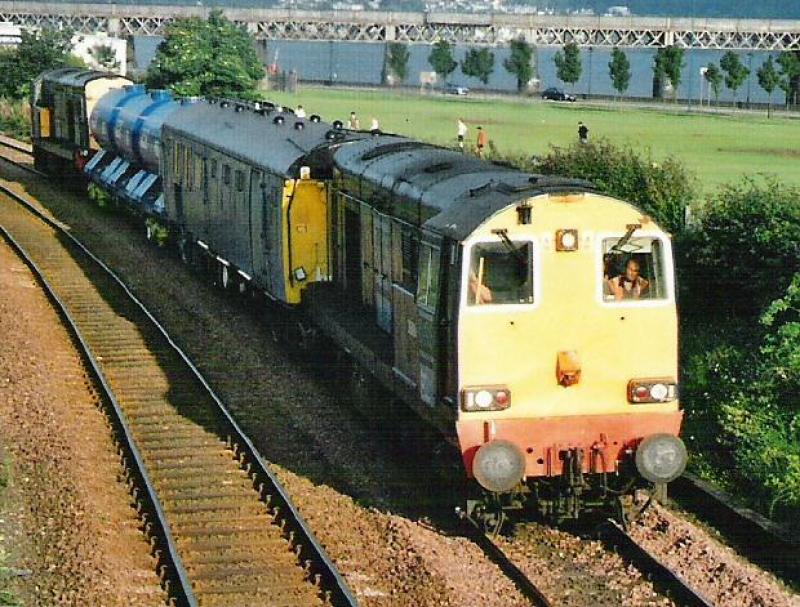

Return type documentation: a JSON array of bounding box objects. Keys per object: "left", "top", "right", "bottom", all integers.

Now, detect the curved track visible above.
[{"left": 0, "top": 177, "right": 357, "bottom": 606}]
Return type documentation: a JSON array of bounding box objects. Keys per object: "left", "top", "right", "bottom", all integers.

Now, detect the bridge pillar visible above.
[
  {"left": 664, "top": 30, "right": 674, "bottom": 46},
  {"left": 385, "top": 24, "right": 395, "bottom": 41},
  {"left": 108, "top": 17, "right": 120, "bottom": 36},
  {"left": 247, "top": 22, "right": 258, "bottom": 35}
]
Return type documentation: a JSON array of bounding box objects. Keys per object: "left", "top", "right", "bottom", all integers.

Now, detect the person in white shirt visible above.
[
  {"left": 295, "top": 105, "right": 306, "bottom": 118},
  {"left": 348, "top": 111, "right": 360, "bottom": 129},
  {"left": 370, "top": 117, "right": 380, "bottom": 134},
  {"left": 457, "top": 118, "right": 468, "bottom": 151}
]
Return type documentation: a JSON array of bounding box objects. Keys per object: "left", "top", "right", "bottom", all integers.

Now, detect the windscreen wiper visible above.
[
  {"left": 610, "top": 223, "right": 642, "bottom": 253},
  {"left": 492, "top": 229, "right": 526, "bottom": 265}
]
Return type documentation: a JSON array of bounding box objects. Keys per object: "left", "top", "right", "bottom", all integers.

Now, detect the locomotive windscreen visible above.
[{"left": 468, "top": 241, "right": 534, "bottom": 306}]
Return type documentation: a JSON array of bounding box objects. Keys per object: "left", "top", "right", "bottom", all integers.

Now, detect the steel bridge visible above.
[{"left": 1, "top": 1, "right": 799, "bottom": 50}]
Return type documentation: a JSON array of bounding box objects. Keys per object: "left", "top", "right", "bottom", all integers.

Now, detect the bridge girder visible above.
[{"left": 0, "top": 3, "right": 799, "bottom": 50}]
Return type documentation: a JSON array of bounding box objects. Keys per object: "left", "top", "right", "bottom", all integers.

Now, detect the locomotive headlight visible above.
[
  {"left": 475, "top": 390, "right": 493, "bottom": 408},
  {"left": 650, "top": 383, "right": 669, "bottom": 400},
  {"left": 628, "top": 378, "right": 677, "bottom": 403},
  {"left": 473, "top": 439, "right": 526, "bottom": 493},
  {"left": 461, "top": 386, "right": 511, "bottom": 412},
  {"left": 555, "top": 228, "right": 579, "bottom": 251},
  {"left": 635, "top": 433, "right": 687, "bottom": 483}
]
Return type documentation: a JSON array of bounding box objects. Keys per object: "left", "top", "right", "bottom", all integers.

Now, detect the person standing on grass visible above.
[
  {"left": 457, "top": 118, "right": 468, "bottom": 151},
  {"left": 476, "top": 125, "right": 488, "bottom": 158},
  {"left": 295, "top": 104, "right": 306, "bottom": 118},
  {"left": 578, "top": 121, "right": 589, "bottom": 144},
  {"left": 370, "top": 117, "right": 380, "bottom": 134},
  {"left": 348, "top": 111, "right": 360, "bottom": 130}
]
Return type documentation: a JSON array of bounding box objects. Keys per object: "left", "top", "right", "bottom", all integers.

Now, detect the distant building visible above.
[
  {"left": 605, "top": 5, "right": 631, "bottom": 16},
  {"left": 0, "top": 22, "right": 22, "bottom": 47},
  {"left": 71, "top": 33, "right": 127, "bottom": 76}
]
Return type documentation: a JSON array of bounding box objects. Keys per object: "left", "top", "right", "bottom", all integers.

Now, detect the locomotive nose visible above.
[
  {"left": 635, "top": 433, "right": 687, "bottom": 483},
  {"left": 473, "top": 439, "right": 526, "bottom": 493}
]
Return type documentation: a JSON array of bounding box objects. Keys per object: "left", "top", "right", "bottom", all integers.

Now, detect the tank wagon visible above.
[
  {"left": 84, "top": 84, "right": 190, "bottom": 218},
  {"left": 31, "top": 69, "right": 688, "bottom": 527}
]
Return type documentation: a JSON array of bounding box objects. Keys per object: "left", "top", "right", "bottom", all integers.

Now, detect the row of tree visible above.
[
  {"left": 407, "top": 39, "right": 535, "bottom": 92},
  {"left": 574, "top": 44, "right": 800, "bottom": 113},
  {"left": 413, "top": 36, "right": 800, "bottom": 112},
  {"left": 702, "top": 53, "right": 800, "bottom": 114}
]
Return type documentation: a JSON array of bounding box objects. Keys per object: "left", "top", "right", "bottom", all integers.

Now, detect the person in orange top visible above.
[
  {"left": 608, "top": 258, "right": 650, "bottom": 300},
  {"left": 476, "top": 126, "right": 488, "bottom": 158}
]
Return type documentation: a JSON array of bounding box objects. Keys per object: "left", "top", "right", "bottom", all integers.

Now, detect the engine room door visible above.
[
  {"left": 360, "top": 205, "right": 373, "bottom": 307},
  {"left": 372, "top": 211, "right": 393, "bottom": 334},
  {"left": 343, "top": 206, "right": 362, "bottom": 300}
]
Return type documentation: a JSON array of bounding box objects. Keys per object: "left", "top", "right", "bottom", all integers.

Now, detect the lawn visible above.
[{"left": 265, "top": 87, "right": 800, "bottom": 194}]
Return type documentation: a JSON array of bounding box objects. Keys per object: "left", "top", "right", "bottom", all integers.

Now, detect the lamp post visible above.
[
  {"left": 686, "top": 0, "right": 696, "bottom": 110},
  {"left": 699, "top": 66, "right": 708, "bottom": 106},
  {"left": 587, "top": 46, "right": 594, "bottom": 97},
  {"left": 746, "top": 52, "right": 753, "bottom": 108}
]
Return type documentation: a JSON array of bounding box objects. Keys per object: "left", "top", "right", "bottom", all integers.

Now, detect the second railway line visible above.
[{"left": 0, "top": 181, "right": 355, "bottom": 607}]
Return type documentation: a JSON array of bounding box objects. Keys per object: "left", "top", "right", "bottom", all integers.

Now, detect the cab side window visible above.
[
  {"left": 602, "top": 237, "right": 668, "bottom": 302},
  {"left": 417, "top": 245, "right": 440, "bottom": 310}
]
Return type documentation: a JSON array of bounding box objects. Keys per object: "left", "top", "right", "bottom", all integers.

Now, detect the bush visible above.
[
  {"left": 501, "top": 138, "right": 696, "bottom": 236},
  {"left": 682, "top": 273, "right": 800, "bottom": 518},
  {"left": 685, "top": 177, "right": 800, "bottom": 315},
  {"left": 0, "top": 98, "right": 31, "bottom": 141}
]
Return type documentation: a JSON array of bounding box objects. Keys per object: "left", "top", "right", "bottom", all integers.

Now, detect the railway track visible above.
[
  {"left": 461, "top": 512, "right": 717, "bottom": 607},
  {"left": 0, "top": 180, "right": 357, "bottom": 606},
  {"left": 0, "top": 136, "right": 38, "bottom": 173}
]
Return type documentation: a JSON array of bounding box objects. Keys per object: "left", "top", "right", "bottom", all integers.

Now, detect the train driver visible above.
[
  {"left": 608, "top": 258, "right": 650, "bottom": 300},
  {"left": 468, "top": 270, "right": 493, "bottom": 305}
]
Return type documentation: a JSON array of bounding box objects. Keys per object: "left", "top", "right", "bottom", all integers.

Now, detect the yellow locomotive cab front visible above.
[{"left": 455, "top": 192, "right": 685, "bottom": 497}]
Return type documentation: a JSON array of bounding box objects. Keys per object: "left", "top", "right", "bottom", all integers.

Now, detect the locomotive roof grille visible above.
[
  {"left": 423, "top": 162, "right": 453, "bottom": 174},
  {"left": 361, "top": 140, "right": 434, "bottom": 161}
]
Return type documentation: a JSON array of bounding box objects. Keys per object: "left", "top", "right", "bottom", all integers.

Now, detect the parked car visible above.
[
  {"left": 444, "top": 84, "right": 470, "bottom": 96},
  {"left": 541, "top": 87, "right": 576, "bottom": 102}
]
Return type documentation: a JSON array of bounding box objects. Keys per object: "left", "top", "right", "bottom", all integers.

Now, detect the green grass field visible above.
[{"left": 266, "top": 87, "right": 800, "bottom": 194}]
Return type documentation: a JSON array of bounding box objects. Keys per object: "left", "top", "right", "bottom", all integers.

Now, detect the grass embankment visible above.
[
  {"left": 0, "top": 99, "right": 29, "bottom": 143},
  {"left": 265, "top": 87, "right": 800, "bottom": 192}
]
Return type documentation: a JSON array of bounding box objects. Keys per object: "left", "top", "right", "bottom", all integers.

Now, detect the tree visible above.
[
  {"left": 503, "top": 38, "right": 534, "bottom": 94},
  {"left": 653, "top": 46, "right": 685, "bottom": 101},
  {"left": 146, "top": 10, "right": 264, "bottom": 100},
  {"left": 0, "top": 27, "right": 75, "bottom": 99},
  {"left": 757, "top": 55, "right": 781, "bottom": 117},
  {"left": 461, "top": 47, "right": 495, "bottom": 85},
  {"left": 90, "top": 44, "right": 120, "bottom": 72},
  {"left": 553, "top": 42, "right": 582, "bottom": 91},
  {"left": 385, "top": 42, "right": 410, "bottom": 84},
  {"left": 720, "top": 50, "right": 750, "bottom": 105},
  {"left": 703, "top": 63, "right": 723, "bottom": 105},
  {"left": 428, "top": 40, "right": 457, "bottom": 85},
  {"left": 608, "top": 47, "right": 631, "bottom": 100},
  {"left": 777, "top": 51, "right": 800, "bottom": 108}
]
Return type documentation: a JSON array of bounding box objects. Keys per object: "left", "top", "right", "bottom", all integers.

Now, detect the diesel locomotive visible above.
[{"left": 30, "top": 68, "right": 688, "bottom": 527}]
